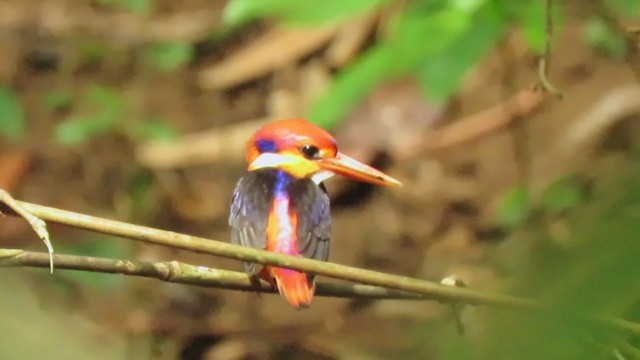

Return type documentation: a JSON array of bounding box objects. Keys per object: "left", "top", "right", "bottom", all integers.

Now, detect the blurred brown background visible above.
[{"left": 1, "top": 0, "right": 640, "bottom": 359}]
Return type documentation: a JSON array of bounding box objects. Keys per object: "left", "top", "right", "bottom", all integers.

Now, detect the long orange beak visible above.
[{"left": 318, "top": 152, "right": 402, "bottom": 187}]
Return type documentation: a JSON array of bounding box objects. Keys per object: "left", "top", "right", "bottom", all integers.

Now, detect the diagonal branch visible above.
[
  {"left": 2, "top": 199, "right": 640, "bottom": 335},
  {"left": 0, "top": 249, "right": 424, "bottom": 300}
]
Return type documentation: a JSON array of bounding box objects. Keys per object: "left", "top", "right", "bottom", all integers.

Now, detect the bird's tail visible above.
[{"left": 269, "top": 266, "right": 314, "bottom": 309}]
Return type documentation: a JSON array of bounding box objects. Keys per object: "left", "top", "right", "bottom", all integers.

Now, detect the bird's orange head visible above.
[{"left": 246, "top": 119, "right": 401, "bottom": 186}]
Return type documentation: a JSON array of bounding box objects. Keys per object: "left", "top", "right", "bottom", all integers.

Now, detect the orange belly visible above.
[{"left": 263, "top": 195, "right": 314, "bottom": 308}]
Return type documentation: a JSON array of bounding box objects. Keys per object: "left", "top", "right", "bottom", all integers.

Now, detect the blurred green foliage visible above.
[
  {"left": 497, "top": 184, "right": 531, "bottom": 229},
  {"left": 144, "top": 42, "right": 195, "bottom": 72},
  {"left": 53, "top": 84, "right": 176, "bottom": 145},
  {"left": 43, "top": 89, "right": 74, "bottom": 111},
  {"left": 224, "top": 0, "right": 386, "bottom": 26},
  {"left": 605, "top": 0, "right": 640, "bottom": 14},
  {"left": 497, "top": 175, "right": 588, "bottom": 229},
  {"left": 584, "top": 16, "right": 629, "bottom": 58},
  {"left": 540, "top": 175, "right": 586, "bottom": 215},
  {"left": 54, "top": 85, "right": 125, "bottom": 145},
  {"left": 225, "top": 0, "right": 557, "bottom": 128},
  {"left": 0, "top": 274, "right": 126, "bottom": 360},
  {"left": 0, "top": 85, "right": 25, "bottom": 140},
  {"left": 307, "top": 0, "right": 510, "bottom": 127},
  {"left": 222, "top": 0, "right": 634, "bottom": 129},
  {"left": 407, "top": 156, "right": 640, "bottom": 360},
  {"left": 95, "top": 0, "right": 153, "bottom": 13}
]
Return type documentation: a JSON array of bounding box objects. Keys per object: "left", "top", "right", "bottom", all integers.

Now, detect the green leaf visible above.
[
  {"left": 519, "top": 0, "right": 564, "bottom": 53},
  {"left": 128, "top": 170, "right": 155, "bottom": 214},
  {"left": 418, "top": 4, "right": 505, "bottom": 102},
  {"left": 224, "top": 0, "right": 385, "bottom": 26},
  {"left": 121, "top": 0, "right": 152, "bottom": 13},
  {"left": 54, "top": 85, "right": 124, "bottom": 145},
  {"left": 145, "top": 42, "right": 194, "bottom": 72},
  {"left": 605, "top": 0, "right": 640, "bottom": 15},
  {"left": 55, "top": 116, "right": 107, "bottom": 145},
  {"left": 128, "top": 117, "right": 178, "bottom": 141},
  {"left": 78, "top": 38, "right": 107, "bottom": 64},
  {"left": 497, "top": 184, "right": 531, "bottom": 228},
  {"left": 541, "top": 175, "right": 585, "bottom": 215},
  {"left": 95, "top": 0, "right": 153, "bottom": 13},
  {"left": 43, "top": 89, "right": 73, "bottom": 111},
  {"left": 584, "top": 16, "right": 628, "bottom": 58},
  {"left": 306, "top": 44, "right": 394, "bottom": 128},
  {"left": 306, "top": 0, "right": 484, "bottom": 128},
  {"left": 518, "top": 0, "right": 546, "bottom": 53},
  {"left": 390, "top": 2, "right": 482, "bottom": 70},
  {"left": 0, "top": 85, "right": 25, "bottom": 139},
  {"left": 87, "top": 84, "right": 125, "bottom": 121}
]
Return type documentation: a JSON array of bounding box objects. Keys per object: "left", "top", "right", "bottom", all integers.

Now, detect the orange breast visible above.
[{"left": 266, "top": 194, "right": 299, "bottom": 254}]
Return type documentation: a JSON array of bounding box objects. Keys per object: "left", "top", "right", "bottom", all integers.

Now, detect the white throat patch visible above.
[
  {"left": 311, "top": 170, "right": 335, "bottom": 184},
  {"left": 249, "top": 153, "right": 293, "bottom": 170}
]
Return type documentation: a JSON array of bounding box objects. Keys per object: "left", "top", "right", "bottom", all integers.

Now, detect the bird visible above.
[{"left": 229, "top": 118, "right": 402, "bottom": 309}]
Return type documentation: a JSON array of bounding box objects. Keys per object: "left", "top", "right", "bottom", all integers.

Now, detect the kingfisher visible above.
[{"left": 229, "top": 119, "right": 401, "bottom": 309}]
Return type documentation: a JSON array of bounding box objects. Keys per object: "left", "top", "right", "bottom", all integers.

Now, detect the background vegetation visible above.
[{"left": 1, "top": 0, "right": 640, "bottom": 359}]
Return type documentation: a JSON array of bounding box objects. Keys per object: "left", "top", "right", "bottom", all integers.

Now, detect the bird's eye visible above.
[{"left": 299, "top": 144, "right": 320, "bottom": 159}]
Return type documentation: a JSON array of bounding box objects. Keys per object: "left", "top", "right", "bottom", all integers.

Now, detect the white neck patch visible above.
[
  {"left": 311, "top": 170, "right": 335, "bottom": 184},
  {"left": 249, "top": 153, "right": 296, "bottom": 170}
]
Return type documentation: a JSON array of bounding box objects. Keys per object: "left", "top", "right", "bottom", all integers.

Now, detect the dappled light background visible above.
[{"left": 1, "top": 0, "right": 640, "bottom": 359}]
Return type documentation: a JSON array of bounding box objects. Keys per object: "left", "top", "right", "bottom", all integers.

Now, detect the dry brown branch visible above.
[
  {"left": 428, "top": 89, "right": 547, "bottom": 150},
  {"left": 138, "top": 89, "right": 546, "bottom": 169},
  {"left": 326, "top": 13, "right": 378, "bottom": 67},
  {"left": 0, "top": 249, "right": 424, "bottom": 300},
  {"left": 398, "top": 89, "right": 547, "bottom": 160},
  {"left": 0, "top": 1, "right": 219, "bottom": 44},
  {"left": 135, "top": 118, "right": 268, "bottom": 169},
  {"left": 559, "top": 84, "right": 640, "bottom": 163},
  {"left": 198, "top": 25, "right": 341, "bottom": 90}
]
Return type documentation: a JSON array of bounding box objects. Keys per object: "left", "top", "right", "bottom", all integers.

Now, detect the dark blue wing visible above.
[
  {"left": 229, "top": 170, "right": 275, "bottom": 275},
  {"left": 229, "top": 169, "right": 331, "bottom": 277},
  {"left": 288, "top": 179, "right": 331, "bottom": 263}
]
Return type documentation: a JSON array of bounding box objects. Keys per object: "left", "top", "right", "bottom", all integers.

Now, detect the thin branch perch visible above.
[
  {"left": 0, "top": 249, "right": 424, "bottom": 300},
  {"left": 6, "top": 200, "right": 535, "bottom": 308},
  {"left": 2, "top": 199, "right": 640, "bottom": 335}
]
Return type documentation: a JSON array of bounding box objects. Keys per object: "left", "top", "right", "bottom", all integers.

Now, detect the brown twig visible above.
[
  {"left": 0, "top": 249, "right": 424, "bottom": 300},
  {"left": 135, "top": 118, "right": 268, "bottom": 169},
  {"left": 535, "top": 0, "right": 563, "bottom": 97},
  {"left": 198, "top": 25, "right": 341, "bottom": 90},
  {"left": 413, "top": 89, "right": 547, "bottom": 157},
  {"left": 0, "top": 1, "right": 220, "bottom": 44},
  {"left": 362, "top": 87, "right": 548, "bottom": 162}
]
